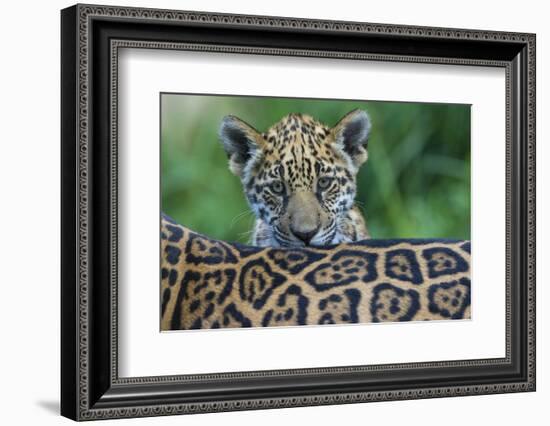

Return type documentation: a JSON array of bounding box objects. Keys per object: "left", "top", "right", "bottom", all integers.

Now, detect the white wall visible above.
[{"left": 0, "top": 0, "right": 546, "bottom": 424}]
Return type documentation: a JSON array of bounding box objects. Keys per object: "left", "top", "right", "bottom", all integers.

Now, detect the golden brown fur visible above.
[{"left": 160, "top": 216, "right": 471, "bottom": 330}]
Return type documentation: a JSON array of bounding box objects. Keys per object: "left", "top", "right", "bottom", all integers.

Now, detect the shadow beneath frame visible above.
[{"left": 36, "top": 400, "right": 59, "bottom": 416}]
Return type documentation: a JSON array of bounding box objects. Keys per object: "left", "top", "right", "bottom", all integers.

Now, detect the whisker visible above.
[
  {"left": 236, "top": 229, "right": 256, "bottom": 244},
  {"left": 354, "top": 202, "right": 366, "bottom": 213},
  {"left": 230, "top": 210, "right": 255, "bottom": 228}
]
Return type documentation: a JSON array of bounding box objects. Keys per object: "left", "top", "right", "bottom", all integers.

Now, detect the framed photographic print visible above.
[{"left": 61, "top": 3, "right": 536, "bottom": 421}]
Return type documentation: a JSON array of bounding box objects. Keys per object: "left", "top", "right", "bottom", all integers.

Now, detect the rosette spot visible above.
[
  {"left": 371, "top": 283, "right": 420, "bottom": 322},
  {"left": 305, "top": 250, "right": 377, "bottom": 291},
  {"left": 385, "top": 249, "right": 423, "bottom": 284},
  {"left": 239, "top": 258, "right": 286, "bottom": 309},
  {"left": 428, "top": 278, "right": 471, "bottom": 319},
  {"left": 422, "top": 247, "right": 468, "bottom": 278}
]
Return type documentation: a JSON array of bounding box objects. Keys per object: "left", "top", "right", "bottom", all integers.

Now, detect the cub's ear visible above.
[
  {"left": 219, "top": 115, "right": 263, "bottom": 177},
  {"left": 331, "top": 109, "right": 371, "bottom": 169}
]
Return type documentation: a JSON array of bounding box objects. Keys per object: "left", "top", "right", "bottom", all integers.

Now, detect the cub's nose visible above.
[{"left": 290, "top": 226, "right": 319, "bottom": 245}]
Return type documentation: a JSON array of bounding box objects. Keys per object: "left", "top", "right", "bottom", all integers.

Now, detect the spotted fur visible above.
[
  {"left": 219, "top": 110, "right": 371, "bottom": 248},
  {"left": 161, "top": 215, "right": 471, "bottom": 330}
]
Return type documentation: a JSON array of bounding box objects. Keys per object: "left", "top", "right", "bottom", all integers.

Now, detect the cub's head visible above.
[{"left": 219, "top": 110, "right": 371, "bottom": 248}]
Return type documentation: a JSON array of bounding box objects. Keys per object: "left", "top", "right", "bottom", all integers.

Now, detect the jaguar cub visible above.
[{"left": 220, "top": 109, "right": 371, "bottom": 248}]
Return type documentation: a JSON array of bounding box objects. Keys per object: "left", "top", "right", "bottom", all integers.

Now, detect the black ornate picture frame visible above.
[{"left": 61, "top": 3, "right": 536, "bottom": 421}]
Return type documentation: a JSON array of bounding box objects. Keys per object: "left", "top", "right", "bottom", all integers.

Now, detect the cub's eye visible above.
[
  {"left": 317, "top": 176, "right": 333, "bottom": 190},
  {"left": 270, "top": 180, "right": 285, "bottom": 194}
]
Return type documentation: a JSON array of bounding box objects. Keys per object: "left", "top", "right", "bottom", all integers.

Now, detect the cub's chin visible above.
[
  {"left": 270, "top": 234, "right": 330, "bottom": 249},
  {"left": 270, "top": 235, "right": 308, "bottom": 249}
]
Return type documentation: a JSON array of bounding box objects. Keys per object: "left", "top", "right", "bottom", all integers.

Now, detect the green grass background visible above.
[{"left": 161, "top": 94, "right": 470, "bottom": 243}]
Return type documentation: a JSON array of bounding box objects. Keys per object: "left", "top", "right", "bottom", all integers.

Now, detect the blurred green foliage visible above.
[{"left": 161, "top": 94, "right": 470, "bottom": 243}]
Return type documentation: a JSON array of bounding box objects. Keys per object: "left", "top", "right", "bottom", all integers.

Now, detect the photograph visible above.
[{"left": 160, "top": 94, "right": 472, "bottom": 330}]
